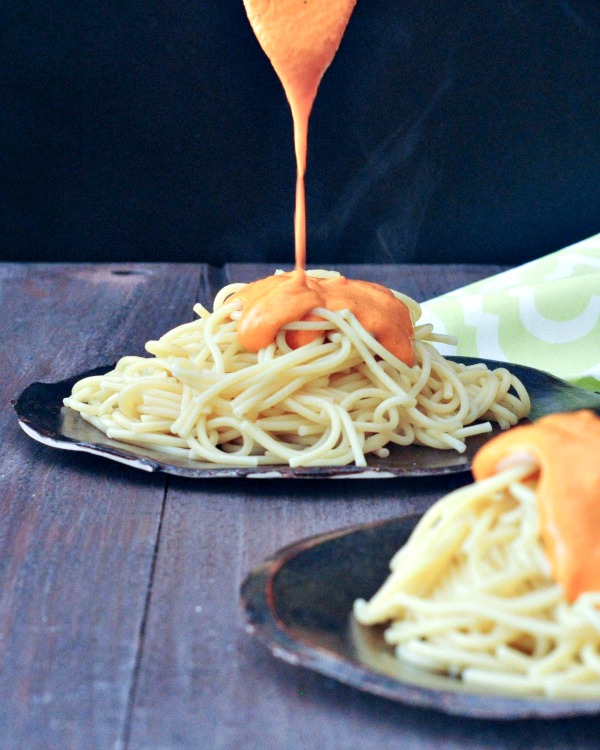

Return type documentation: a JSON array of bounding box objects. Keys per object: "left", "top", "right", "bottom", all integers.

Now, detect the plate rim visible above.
[{"left": 240, "top": 514, "right": 600, "bottom": 719}]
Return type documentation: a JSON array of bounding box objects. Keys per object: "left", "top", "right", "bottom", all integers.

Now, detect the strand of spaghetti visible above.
[
  {"left": 256, "top": 341, "right": 277, "bottom": 364},
  {"left": 259, "top": 376, "right": 313, "bottom": 412},
  {"left": 393, "top": 465, "right": 532, "bottom": 552},
  {"left": 118, "top": 377, "right": 178, "bottom": 419},
  {"left": 355, "top": 467, "right": 533, "bottom": 623},
  {"left": 462, "top": 669, "right": 600, "bottom": 698},
  {"left": 172, "top": 337, "right": 339, "bottom": 412},
  {"left": 239, "top": 401, "right": 340, "bottom": 465},
  {"left": 201, "top": 301, "right": 242, "bottom": 373},
  {"left": 105, "top": 428, "right": 189, "bottom": 448},
  {"left": 212, "top": 283, "right": 246, "bottom": 309},
  {"left": 288, "top": 400, "right": 347, "bottom": 467},
  {"left": 187, "top": 422, "right": 261, "bottom": 466},
  {"left": 335, "top": 401, "right": 366, "bottom": 466},
  {"left": 231, "top": 374, "right": 328, "bottom": 420},
  {"left": 407, "top": 346, "right": 433, "bottom": 397},
  {"left": 230, "top": 338, "right": 352, "bottom": 420},
  {"left": 280, "top": 334, "right": 353, "bottom": 377},
  {"left": 170, "top": 385, "right": 207, "bottom": 437},
  {"left": 309, "top": 307, "right": 416, "bottom": 401}
]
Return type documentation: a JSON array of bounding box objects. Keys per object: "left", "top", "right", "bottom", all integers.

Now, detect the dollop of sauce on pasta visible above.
[
  {"left": 472, "top": 410, "right": 600, "bottom": 601},
  {"left": 231, "top": 270, "right": 414, "bottom": 364}
]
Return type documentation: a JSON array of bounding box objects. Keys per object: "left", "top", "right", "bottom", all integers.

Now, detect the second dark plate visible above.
[{"left": 241, "top": 514, "right": 600, "bottom": 719}]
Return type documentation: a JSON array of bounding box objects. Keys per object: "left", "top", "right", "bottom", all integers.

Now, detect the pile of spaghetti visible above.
[
  {"left": 63, "top": 271, "right": 530, "bottom": 468},
  {"left": 354, "top": 412, "right": 600, "bottom": 698}
]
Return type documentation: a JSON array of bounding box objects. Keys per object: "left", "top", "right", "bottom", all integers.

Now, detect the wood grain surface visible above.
[{"left": 3, "top": 262, "right": 599, "bottom": 750}]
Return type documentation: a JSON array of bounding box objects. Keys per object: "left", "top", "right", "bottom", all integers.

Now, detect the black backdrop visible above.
[{"left": 2, "top": 0, "right": 600, "bottom": 265}]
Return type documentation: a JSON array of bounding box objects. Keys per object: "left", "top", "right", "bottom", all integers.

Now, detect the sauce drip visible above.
[
  {"left": 472, "top": 410, "right": 600, "bottom": 601},
  {"left": 243, "top": 0, "right": 357, "bottom": 269},
  {"left": 231, "top": 271, "right": 414, "bottom": 365}
]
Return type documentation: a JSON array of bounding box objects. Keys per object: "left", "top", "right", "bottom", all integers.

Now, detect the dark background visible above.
[{"left": 2, "top": 0, "right": 600, "bottom": 266}]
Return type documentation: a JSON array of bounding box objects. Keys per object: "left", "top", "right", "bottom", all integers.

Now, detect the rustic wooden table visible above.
[{"left": 3, "top": 262, "right": 599, "bottom": 750}]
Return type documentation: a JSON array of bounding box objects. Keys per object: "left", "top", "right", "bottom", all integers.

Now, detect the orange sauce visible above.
[
  {"left": 240, "top": 3, "right": 413, "bottom": 361},
  {"left": 472, "top": 410, "right": 600, "bottom": 601},
  {"left": 231, "top": 270, "right": 414, "bottom": 364},
  {"left": 243, "top": 0, "right": 357, "bottom": 268}
]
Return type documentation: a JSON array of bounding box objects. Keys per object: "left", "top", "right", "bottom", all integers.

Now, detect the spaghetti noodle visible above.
[
  {"left": 63, "top": 271, "right": 530, "bottom": 468},
  {"left": 354, "top": 416, "right": 600, "bottom": 698}
]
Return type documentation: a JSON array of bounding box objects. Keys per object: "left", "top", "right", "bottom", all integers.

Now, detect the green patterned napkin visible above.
[{"left": 420, "top": 233, "right": 600, "bottom": 392}]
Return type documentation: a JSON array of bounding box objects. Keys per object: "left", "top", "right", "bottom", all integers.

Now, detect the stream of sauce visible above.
[
  {"left": 241, "top": 0, "right": 414, "bottom": 362},
  {"left": 472, "top": 410, "right": 600, "bottom": 601},
  {"left": 243, "top": 0, "right": 357, "bottom": 269}
]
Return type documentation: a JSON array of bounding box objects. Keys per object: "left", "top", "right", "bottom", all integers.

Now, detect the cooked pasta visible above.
[
  {"left": 354, "top": 465, "right": 600, "bottom": 698},
  {"left": 63, "top": 271, "right": 530, "bottom": 468}
]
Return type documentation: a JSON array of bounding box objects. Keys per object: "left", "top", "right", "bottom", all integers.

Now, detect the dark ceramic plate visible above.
[
  {"left": 241, "top": 514, "right": 600, "bottom": 719},
  {"left": 14, "top": 357, "right": 600, "bottom": 478}
]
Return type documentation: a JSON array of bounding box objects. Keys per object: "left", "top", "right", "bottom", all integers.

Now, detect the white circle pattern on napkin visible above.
[{"left": 420, "top": 234, "right": 600, "bottom": 392}]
